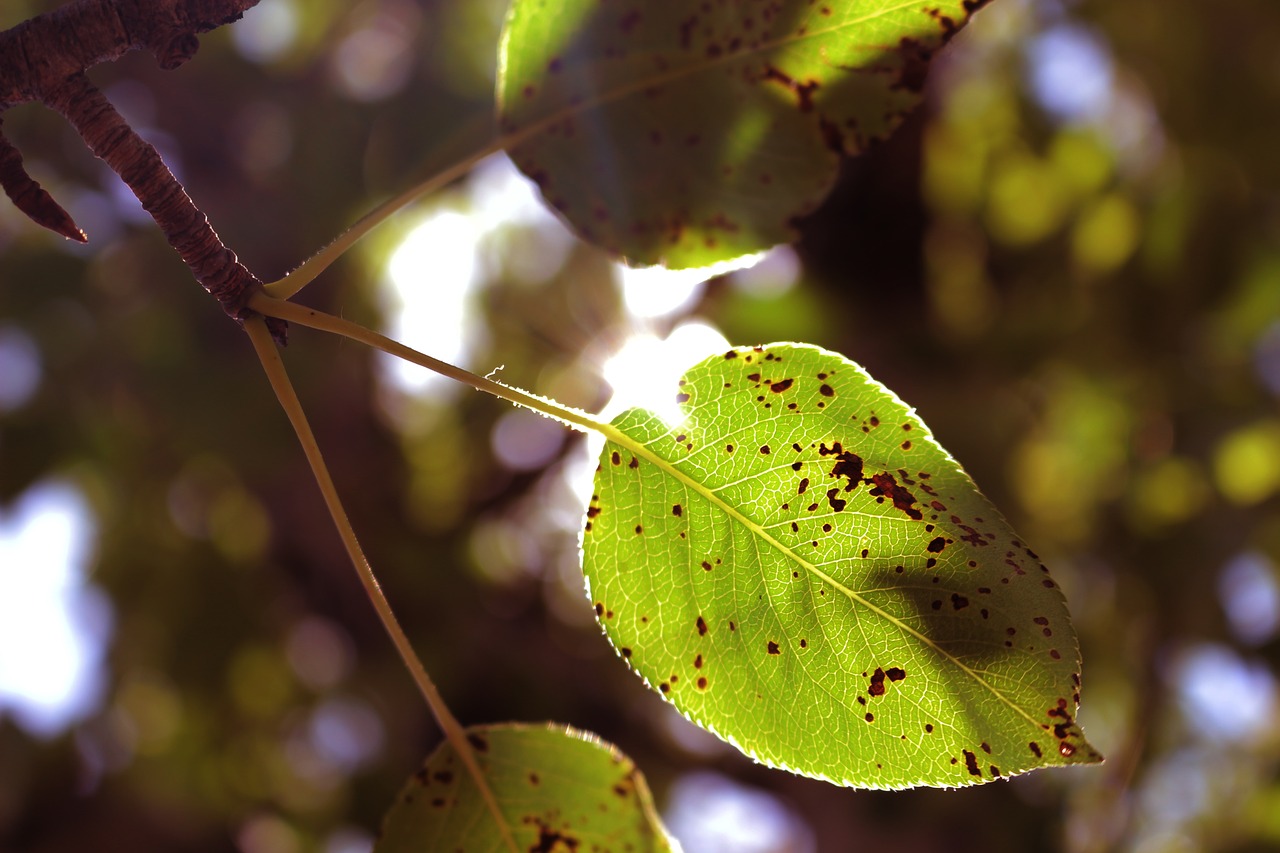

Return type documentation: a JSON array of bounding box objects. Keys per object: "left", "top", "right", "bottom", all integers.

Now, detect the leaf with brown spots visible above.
[
  {"left": 498, "top": 0, "right": 989, "bottom": 266},
  {"left": 583, "top": 344, "right": 1100, "bottom": 788},
  {"left": 376, "top": 723, "right": 673, "bottom": 852}
]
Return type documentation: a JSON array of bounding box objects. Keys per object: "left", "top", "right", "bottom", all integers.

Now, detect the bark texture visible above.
[{"left": 0, "top": 0, "right": 283, "bottom": 339}]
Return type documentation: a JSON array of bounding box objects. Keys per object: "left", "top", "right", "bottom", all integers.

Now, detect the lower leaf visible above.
[{"left": 376, "top": 722, "right": 675, "bottom": 852}]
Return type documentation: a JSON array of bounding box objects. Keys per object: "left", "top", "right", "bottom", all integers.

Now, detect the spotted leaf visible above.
[
  {"left": 376, "top": 723, "right": 674, "bottom": 852},
  {"left": 497, "top": 0, "right": 988, "bottom": 267},
  {"left": 583, "top": 344, "right": 1101, "bottom": 789}
]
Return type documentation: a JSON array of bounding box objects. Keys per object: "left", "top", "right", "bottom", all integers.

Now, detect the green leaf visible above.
[
  {"left": 497, "top": 0, "right": 988, "bottom": 268},
  {"left": 376, "top": 723, "right": 675, "bottom": 852},
  {"left": 583, "top": 344, "right": 1101, "bottom": 789}
]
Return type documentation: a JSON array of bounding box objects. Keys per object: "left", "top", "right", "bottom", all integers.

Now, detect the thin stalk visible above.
[
  {"left": 243, "top": 316, "right": 518, "bottom": 853},
  {"left": 263, "top": 137, "right": 503, "bottom": 301},
  {"left": 248, "top": 292, "right": 609, "bottom": 434}
]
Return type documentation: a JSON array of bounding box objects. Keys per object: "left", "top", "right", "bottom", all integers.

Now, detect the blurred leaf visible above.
[
  {"left": 583, "top": 343, "right": 1100, "bottom": 789},
  {"left": 497, "top": 0, "right": 989, "bottom": 267},
  {"left": 376, "top": 723, "right": 674, "bottom": 852},
  {"left": 1214, "top": 421, "right": 1280, "bottom": 506}
]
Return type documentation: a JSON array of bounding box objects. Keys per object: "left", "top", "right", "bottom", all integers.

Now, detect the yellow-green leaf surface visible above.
[
  {"left": 583, "top": 344, "right": 1101, "bottom": 789},
  {"left": 497, "top": 0, "right": 989, "bottom": 267},
  {"left": 376, "top": 723, "right": 674, "bottom": 852}
]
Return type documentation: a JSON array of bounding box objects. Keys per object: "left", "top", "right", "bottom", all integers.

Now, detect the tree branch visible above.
[
  {"left": 43, "top": 71, "right": 267, "bottom": 322},
  {"left": 0, "top": 0, "right": 262, "bottom": 107},
  {"left": 0, "top": 0, "right": 284, "bottom": 340}
]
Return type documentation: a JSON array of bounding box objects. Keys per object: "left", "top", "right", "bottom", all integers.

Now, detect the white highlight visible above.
[
  {"left": 0, "top": 325, "right": 41, "bottom": 412},
  {"left": 1218, "top": 552, "right": 1280, "bottom": 647},
  {"left": 600, "top": 323, "right": 730, "bottom": 428},
  {"left": 382, "top": 209, "right": 483, "bottom": 398},
  {"left": 231, "top": 0, "right": 299, "bottom": 64},
  {"left": 379, "top": 155, "right": 572, "bottom": 406},
  {"left": 0, "top": 481, "right": 110, "bottom": 738},
  {"left": 618, "top": 252, "right": 766, "bottom": 320},
  {"left": 663, "top": 771, "right": 815, "bottom": 853}
]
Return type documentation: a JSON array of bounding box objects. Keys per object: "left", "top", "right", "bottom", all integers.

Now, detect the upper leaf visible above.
[
  {"left": 376, "top": 723, "right": 674, "bottom": 852},
  {"left": 497, "top": 0, "right": 989, "bottom": 267},
  {"left": 582, "top": 344, "right": 1101, "bottom": 789}
]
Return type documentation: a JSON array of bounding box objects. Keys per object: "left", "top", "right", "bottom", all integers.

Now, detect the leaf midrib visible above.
[
  {"left": 500, "top": 0, "right": 939, "bottom": 145},
  {"left": 597, "top": 417, "right": 1052, "bottom": 740}
]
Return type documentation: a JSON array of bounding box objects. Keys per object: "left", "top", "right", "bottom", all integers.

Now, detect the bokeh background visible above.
[{"left": 2, "top": 0, "right": 1280, "bottom": 850}]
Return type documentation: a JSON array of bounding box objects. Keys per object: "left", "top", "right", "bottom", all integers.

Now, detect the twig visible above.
[
  {"left": 243, "top": 315, "right": 519, "bottom": 853},
  {"left": 40, "top": 72, "right": 281, "bottom": 337}
]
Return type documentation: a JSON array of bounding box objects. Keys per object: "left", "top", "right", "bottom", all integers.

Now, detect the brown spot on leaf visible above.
[
  {"left": 767, "top": 641, "right": 780, "bottom": 655},
  {"left": 673, "top": 504, "right": 683, "bottom": 516},
  {"left": 819, "top": 441, "right": 865, "bottom": 489},
  {"left": 868, "top": 668, "right": 887, "bottom": 696},
  {"left": 770, "top": 378, "right": 794, "bottom": 393},
  {"left": 696, "top": 616, "right": 708, "bottom": 636},
  {"left": 963, "top": 749, "right": 981, "bottom": 776},
  {"left": 760, "top": 65, "right": 820, "bottom": 112},
  {"left": 868, "top": 472, "right": 923, "bottom": 519}
]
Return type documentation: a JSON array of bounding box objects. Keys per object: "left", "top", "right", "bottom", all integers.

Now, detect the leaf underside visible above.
[
  {"left": 582, "top": 344, "right": 1101, "bottom": 789},
  {"left": 376, "top": 723, "right": 673, "bottom": 852},
  {"left": 497, "top": 0, "right": 991, "bottom": 267}
]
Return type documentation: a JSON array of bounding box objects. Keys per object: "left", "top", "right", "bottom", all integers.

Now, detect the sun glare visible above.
[
  {"left": 617, "top": 252, "right": 765, "bottom": 320},
  {"left": 601, "top": 323, "right": 730, "bottom": 429},
  {"left": 0, "top": 480, "right": 110, "bottom": 738}
]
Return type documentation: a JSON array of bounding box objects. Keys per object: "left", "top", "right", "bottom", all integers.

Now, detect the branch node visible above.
[{"left": 154, "top": 32, "right": 200, "bottom": 71}]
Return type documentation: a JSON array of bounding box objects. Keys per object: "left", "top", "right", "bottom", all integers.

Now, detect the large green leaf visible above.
[
  {"left": 497, "top": 0, "right": 989, "bottom": 267},
  {"left": 376, "top": 723, "right": 674, "bottom": 852},
  {"left": 583, "top": 344, "right": 1101, "bottom": 789}
]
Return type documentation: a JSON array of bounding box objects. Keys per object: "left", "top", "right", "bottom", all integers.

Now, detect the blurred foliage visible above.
[{"left": 1, "top": 0, "right": 1279, "bottom": 851}]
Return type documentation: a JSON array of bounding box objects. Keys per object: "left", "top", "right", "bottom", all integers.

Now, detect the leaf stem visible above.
[
  {"left": 242, "top": 315, "right": 518, "bottom": 853},
  {"left": 262, "top": 135, "right": 503, "bottom": 301},
  {"left": 248, "top": 292, "right": 609, "bottom": 434}
]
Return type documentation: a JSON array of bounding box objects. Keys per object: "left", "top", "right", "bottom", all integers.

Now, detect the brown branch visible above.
[
  {"left": 0, "top": 0, "right": 285, "bottom": 341},
  {"left": 0, "top": 0, "right": 262, "bottom": 108},
  {"left": 0, "top": 119, "right": 86, "bottom": 241},
  {"left": 43, "top": 72, "right": 281, "bottom": 331}
]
